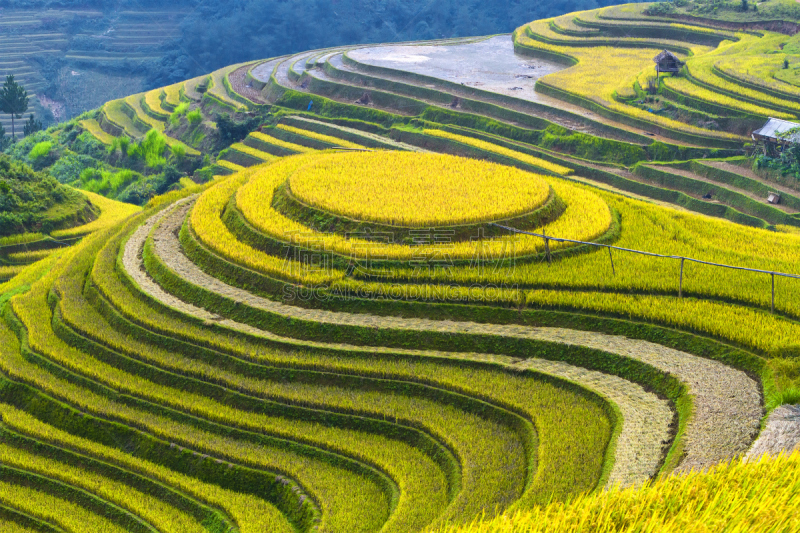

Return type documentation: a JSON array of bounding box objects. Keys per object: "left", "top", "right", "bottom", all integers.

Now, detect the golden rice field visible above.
[
  {"left": 514, "top": 7, "right": 800, "bottom": 143},
  {"left": 250, "top": 131, "right": 315, "bottom": 153},
  {"left": 179, "top": 133, "right": 798, "bottom": 529},
  {"left": 4, "top": 2, "right": 800, "bottom": 531},
  {"left": 277, "top": 123, "right": 366, "bottom": 149},
  {"left": 230, "top": 153, "right": 612, "bottom": 262},
  {"left": 515, "top": 22, "right": 745, "bottom": 142},
  {"left": 435, "top": 451, "right": 800, "bottom": 533},
  {"left": 287, "top": 152, "right": 551, "bottom": 226}
]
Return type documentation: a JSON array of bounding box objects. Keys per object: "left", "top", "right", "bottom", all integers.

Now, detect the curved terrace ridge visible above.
[{"left": 129, "top": 200, "right": 682, "bottom": 488}]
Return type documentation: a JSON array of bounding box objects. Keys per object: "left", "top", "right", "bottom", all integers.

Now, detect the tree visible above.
[
  {"left": 215, "top": 113, "right": 261, "bottom": 146},
  {"left": 23, "top": 114, "right": 42, "bottom": 137},
  {"left": 0, "top": 75, "right": 29, "bottom": 140}
]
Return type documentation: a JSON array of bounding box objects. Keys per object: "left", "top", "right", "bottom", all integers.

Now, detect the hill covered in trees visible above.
[{"left": 0, "top": 154, "right": 94, "bottom": 236}]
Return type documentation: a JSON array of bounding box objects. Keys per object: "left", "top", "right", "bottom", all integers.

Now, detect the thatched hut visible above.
[{"left": 654, "top": 50, "right": 682, "bottom": 76}]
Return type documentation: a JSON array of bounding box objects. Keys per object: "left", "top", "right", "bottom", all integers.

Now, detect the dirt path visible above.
[
  {"left": 127, "top": 202, "right": 674, "bottom": 488},
  {"left": 746, "top": 405, "right": 800, "bottom": 460},
  {"left": 152, "top": 202, "right": 761, "bottom": 473},
  {"left": 134, "top": 201, "right": 762, "bottom": 481}
]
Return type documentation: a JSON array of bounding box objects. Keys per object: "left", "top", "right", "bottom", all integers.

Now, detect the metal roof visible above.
[{"left": 753, "top": 117, "right": 800, "bottom": 143}]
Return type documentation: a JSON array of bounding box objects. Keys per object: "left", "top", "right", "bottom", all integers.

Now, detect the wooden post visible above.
[
  {"left": 679, "top": 257, "right": 685, "bottom": 298},
  {"left": 544, "top": 237, "right": 552, "bottom": 264},
  {"left": 608, "top": 247, "right": 615, "bottom": 275},
  {"left": 771, "top": 273, "right": 775, "bottom": 313},
  {"left": 542, "top": 230, "right": 551, "bottom": 264}
]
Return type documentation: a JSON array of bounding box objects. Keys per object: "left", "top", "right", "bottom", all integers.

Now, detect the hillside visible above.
[
  {"left": 0, "top": 6, "right": 188, "bottom": 135},
  {"left": 0, "top": 155, "right": 138, "bottom": 281},
  {"left": 0, "top": 154, "right": 95, "bottom": 237},
  {"left": 0, "top": 2, "right": 799, "bottom": 532}
]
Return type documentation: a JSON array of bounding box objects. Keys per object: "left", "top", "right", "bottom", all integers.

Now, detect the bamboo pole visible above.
[
  {"left": 679, "top": 257, "right": 685, "bottom": 298},
  {"left": 608, "top": 247, "right": 615, "bottom": 275},
  {"left": 771, "top": 273, "right": 775, "bottom": 314},
  {"left": 542, "top": 230, "right": 552, "bottom": 264}
]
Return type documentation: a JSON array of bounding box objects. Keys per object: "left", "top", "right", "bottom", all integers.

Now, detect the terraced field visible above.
[
  {"left": 5, "top": 2, "right": 800, "bottom": 532},
  {"left": 0, "top": 8, "right": 186, "bottom": 132}
]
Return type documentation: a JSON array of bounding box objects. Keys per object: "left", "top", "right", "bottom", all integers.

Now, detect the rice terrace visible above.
[{"left": 3, "top": 0, "right": 800, "bottom": 531}]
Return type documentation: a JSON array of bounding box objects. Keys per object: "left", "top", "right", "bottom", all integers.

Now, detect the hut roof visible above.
[
  {"left": 653, "top": 49, "right": 680, "bottom": 63},
  {"left": 752, "top": 117, "right": 800, "bottom": 143}
]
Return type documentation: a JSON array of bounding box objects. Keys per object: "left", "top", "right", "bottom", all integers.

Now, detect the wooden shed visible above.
[
  {"left": 752, "top": 117, "right": 800, "bottom": 145},
  {"left": 654, "top": 50, "right": 683, "bottom": 76},
  {"left": 752, "top": 117, "right": 800, "bottom": 156}
]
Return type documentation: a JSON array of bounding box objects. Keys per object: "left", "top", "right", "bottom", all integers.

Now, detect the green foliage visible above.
[
  {"left": 3, "top": 131, "right": 47, "bottom": 161},
  {"left": 186, "top": 110, "right": 202, "bottom": 126},
  {"left": 169, "top": 102, "right": 190, "bottom": 126},
  {"left": 106, "top": 136, "right": 131, "bottom": 157},
  {"left": 74, "top": 162, "right": 185, "bottom": 205},
  {"left": 141, "top": 130, "right": 167, "bottom": 168},
  {"left": 419, "top": 107, "right": 648, "bottom": 165},
  {"left": 126, "top": 141, "right": 142, "bottom": 160},
  {"left": 539, "top": 129, "right": 646, "bottom": 165},
  {"left": 215, "top": 114, "right": 262, "bottom": 146},
  {"left": 668, "top": 0, "right": 800, "bottom": 20},
  {"left": 123, "top": 130, "right": 169, "bottom": 170},
  {"left": 277, "top": 91, "right": 402, "bottom": 128},
  {"left": 192, "top": 165, "right": 216, "bottom": 184},
  {"left": 70, "top": 131, "right": 107, "bottom": 160},
  {"left": 0, "top": 155, "right": 86, "bottom": 236},
  {"left": 22, "top": 114, "right": 42, "bottom": 137},
  {"left": 170, "top": 145, "right": 187, "bottom": 165},
  {"left": 27, "top": 142, "right": 53, "bottom": 162},
  {"left": 755, "top": 134, "right": 800, "bottom": 180},
  {"left": 644, "top": 2, "right": 675, "bottom": 15},
  {"left": 79, "top": 168, "right": 142, "bottom": 196}
]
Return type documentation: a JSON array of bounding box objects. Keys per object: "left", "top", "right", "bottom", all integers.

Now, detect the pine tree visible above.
[
  {"left": 0, "top": 75, "right": 29, "bottom": 140},
  {"left": 23, "top": 114, "right": 42, "bottom": 137}
]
